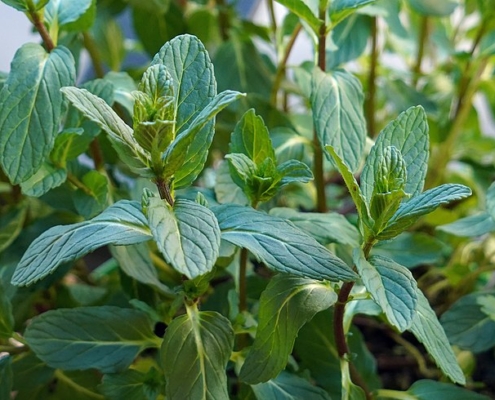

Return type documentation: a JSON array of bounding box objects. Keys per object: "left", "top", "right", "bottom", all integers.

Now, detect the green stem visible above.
[
  {"left": 365, "top": 17, "right": 378, "bottom": 138},
  {"left": 270, "top": 23, "right": 302, "bottom": 107},
  {"left": 67, "top": 173, "right": 93, "bottom": 196},
  {"left": 412, "top": 16, "right": 429, "bottom": 87},
  {"left": 314, "top": 9, "right": 327, "bottom": 213},
  {"left": 267, "top": 0, "right": 277, "bottom": 35},
  {"left": 215, "top": 0, "right": 230, "bottom": 41}
]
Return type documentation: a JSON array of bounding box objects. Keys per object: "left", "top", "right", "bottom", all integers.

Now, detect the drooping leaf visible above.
[
  {"left": 160, "top": 307, "right": 234, "bottom": 400},
  {"left": 147, "top": 198, "right": 221, "bottom": 279},
  {"left": 408, "top": 289, "right": 465, "bottom": 384},
  {"left": 213, "top": 204, "right": 357, "bottom": 282},
  {"left": 0, "top": 44, "right": 75, "bottom": 184},
  {"left": 0, "top": 355, "right": 12, "bottom": 400},
  {"left": 240, "top": 275, "right": 337, "bottom": 383},
  {"left": 19, "top": 163, "right": 67, "bottom": 197},
  {"left": 269, "top": 207, "right": 360, "bottom": 246},
  {"left": 0, "top": 281, "right": 14, "bottom": 339},
  {"left": 379, "top": 184, "right": 472, "bottom": 240},
  {"left": 44, "top": 0, "right": 95, "bottom": 30},
  {"left": 274, "top": 0, "right": 322, "bottom": 33},
  {"left": 251, "top": 371, "right": 331, "bottom": 400},
  {"left": 311, "top": 68, "right": 367, "bottom": 173},
  {"left": 437, "top": 213, "right": 495, "bottom": 237},
  {"left": 110, "top": 244, "right": 174, "bottom": 297},
  {"left": 25, "top": 306, "right": 160, "bottom": 373},
  {"left": 406, "top": 379, "right": 489, "bottom": 400},
  {"left": 12, "top": 200, "right": 152, "bottom": 286},
  {"left": 61, "top": 87, "right": 150, "bottom": 175},
  {"left": 441, "top": 291, "right": 495, "bottom": 353},
  {"left": 329, "top": 0, "right": 376, "bottom": 27},
  {"left": 354, "top": 250, "right": 417, "bottom": 332},
  {"left": 361, "top": 106, "right": 429, "bottom": 205},
  {"left": 100, "top": 369, "right": 164, "bottom": 400},
  {"left": 0, "top": 202, "right": 27, "bottom": 253}
]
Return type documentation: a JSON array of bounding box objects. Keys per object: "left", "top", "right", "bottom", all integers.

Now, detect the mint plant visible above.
[{"left": 1, "top": 0, "right": 494, "bottom": 399}]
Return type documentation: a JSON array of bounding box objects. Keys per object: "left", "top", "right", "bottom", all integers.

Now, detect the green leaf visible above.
[
  {"left": 100, "top": 369, "right": 163, "bottom": 400},
  {"left": 438, "top": 212, "right": 495, "bottom": 237},
  {"left": 311, "top": 68, "right": 367, "bottom": 173},
  {"left": 104, "top": 72, "right": 136, "bottom": 115},
  {"left": 240, "top": 275, "right": 337, "bottom": 383},
  {"left": 0, "top": 355, "right": 12, "bottom": 400},
  {"left": 274, "top": 0, "right": 322, "bottom": 33},
  {"left": 214, "top": 160, "right": 249, "bottom": 206},
  {"left": 361, "top": 106, "right": 429, "bottom": 205},
  {"left": 110, "top": 244, "right": 174, "bottom": 297},
  {"left": 440, "top": 291, "right": 495, "bottom": 353},
  {"left": 0, "top": 44, "right": 75, "bottom": 184},
  {"left": 12, "top": 200, "right": 152, "bottom": 286},
  {"left": 277, "top": 160, "right": 313, "bottom": 185},
  {"left": 226, "top": 153, "right": 258, "bottom": 183},
  {"left": 341, "top": 359, "right": 366, "bottom": 400},
  {"left": 379, "top": 184, "right": 472, "bottom": 240},
  {"left": 213, "top": 204, "right": 357, "bottom": 282},
  {"left": 269, "top": 207, "right": 360, "bottom": 246},
  {"left": 19, "top": 163, "right": 67, "bottom": 197},
  {"left": 147, "top": 198, "right": 221, "bottom": 279},
  {"left": 72, "top": 170, "right": 109, "bottom": 219},
  {"left": 61, "top": 87, "right": 151, "bottom": 175},
  {"left": 1, "top": 0, "right": 28, "bottom": 11},
  {"left": 0, "top": 281, "right": 14, "bottom": 339},
  {"left": 354, "top": 250, "right": 417, "bottom": 332},
  {"left": 406, "top": 379, "right": 490, "bottom": 400},
  {"left": 44, "top": 0, "right": 95, "bottom": 30},
  {"left": 408, "top": 288, "right": 465, "bottom": 384},
  {"left": 230, "top": 109, "right": 276, "bottom": 164},
  {"left": 25, "top": 306, "right": 160, "bottom": 373},
  {"left": 0, "top": 202, "right": 27, "bottom": 253},
  {"left": 162, "top": 90, "right": 244, "bottom": 187},
  {"left": 251, "top": 371, "right": 331, "bottom": 400},
  {"left": 407, "top": 0, "right": 458, "bottom": 16},
  {"left": 485, "top": 181, "right": 495, "bottom": 219},
  {"left": 160, "top": 306, "right": 234, "bottom": 400},
  {"left": 329, "top": 0, "right": 376, "bottom": 27}
]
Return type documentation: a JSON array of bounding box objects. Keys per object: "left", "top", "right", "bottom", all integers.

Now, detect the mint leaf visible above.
[
  {"left": 20, "top": 163, "right": 67, "bottom": 197},
  {"left": 147, "top": 198, "right": 221, "bottom": 279},
  {"left": 25, "top": 306, "right": 159, "bottom": 373},
  {"left": 240, "top": 275, "right": 337, "bottom": 383},
  {"left": 408, "top": 289, "right": 465, "bottom": 384},
  {"left": 407, "top": 379, "right": 489, "bottom": 400},
  {"left": 277, "top": 159, "right": 313, "bottom": 185},
  {"left": 312, "top": 68, "right": 367, "bottom": 173},
  {"left": 0, "top": 202, "right": 27, "bottom": 253},
  {"left": 438, "top": 212, "right": 495, "bottom": 237},
  {"left": 161, "top": 308, "right": 233, "bottom": 400},
  {"left": 354, "top": 250, "right": 417, "bottom": 332},
  {"left": 0, "top": 355, "right": 12, "bottom": 400},
  {"left": 45, "top": 0, "right": 95, "bottom": 30},
  {"left": 274, "top": 0, "right": 322, "bottom": 33},
  {"left": 0, "top": 281, "right": 14, "bottom": 339},
  {"left": 12, "top": 200, "right": 152, "bottom": 286},
  {"left": 329, "top": 0, "right": 376, "bottom": 27},
  {"left": 100, "top": 369, "right": 163, "bottom": 400},
  {"left": 213, "top": 204, "right": 357, "bottom": 282},
  {"left": 0, "top": 44, "right": 75, "bottom": 184}
]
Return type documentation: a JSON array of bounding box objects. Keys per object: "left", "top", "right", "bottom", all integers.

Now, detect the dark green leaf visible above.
[
  {"left": 311, "top": 68, "right": 367, "bottom": 173},
  {"left": 406, "top": 379, "right": 490, "bottom": 400},
  {"left": 251, "top": 371, "right": 331, "bottom": 400},
  {"left": 361, "top": 106, "right": 429, "bottom": 205},
  {"left": 25, "top": 306, "right": 160, "bottom": 372},
  {"left": 274, "top": 0, "right": 322, "bottom": 33},
  {"left": 0, "top": 281, "right": 14, "bottom": 339},
  {"left": 147, "top": 198, "right": 221, "bottom": 279},
  {"left": 0, "top": 355, "right": 12, "bottom": 400},
  {"left": 329, "top": 0, "right": 376, "bottom": 27},
  {"left": 0, "top": 44, "right": 75, "bottom": 184},
  {"left": 213, "top": 204, "right": 357, "bottom": 282},
  {"left": 354, "top": 251, "right": 417, "bottom": 332},
  {"left": 160, "top": 307, "right": 233, "bottom": 400},
  {"left": 19, "top": 163, "right": 67, "bottom": 197},
  {"left": 100, "top": 369, "right": 164, "bottom": 400},
  {"left": 408, "top": 289, "right": 465, "bottom": 384},
  {"left": 12, "top": 200, "right": 152, "bottom": 286},
  {"left": 437, "top": 213, "right": 495, "bottom": 237},
  {"left": 441, "top": 291, "right": 495, "bottom": 353},
  {"left": 0, "top": 202, "right": 27, "bottom": 253}
]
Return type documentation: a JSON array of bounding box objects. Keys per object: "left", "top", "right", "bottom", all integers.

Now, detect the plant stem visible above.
[
  {"left": 365, "top": 17, "right": 378, "bottom": 138},
  {"left": 82, "top": 31, "right": 105, "bottom": 79},
  {"left": 267, "top": 0, "right": 277, "bottom": 35},
  {"left": 412, "top": 16, "right": 429, "bottom": 87},
  {"left": 375, "top": 389, "right": 416, "bottom": 400},
  {"left": 314, "top": 9, "right": 327, "bottom": 213},
  {"left": 67, "top": 173, "right": 93, "bottom": 196},
  {"left": 28, "top": 5, "right": 55, "bottom": 52},
  {"left": 155, "top": 178, "right": 175, "bottom": 206},
  {"left": 270, "top": 23, "right": 302, "bottom": 107},
  {"left": 215, "top": 0, "right": 230, "bottom": 41}
]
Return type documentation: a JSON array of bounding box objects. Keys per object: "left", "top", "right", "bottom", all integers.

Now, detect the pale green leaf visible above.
[
  {"left": 269, "top": 207, "right": 360, "bottom": 246},
  {"left": 361, "top": 106, "right": 429, "bottom": 205},
  {"left": 11, "top": 200, "right": 152, "bottom": 286},
  {"left": 408, "top": 289, "right": 465, "bottom": 384},
  {"left": 0, "top": 44, "right": 75, "bottom": 184},
  {"left": 0, "top": 202, "right": 27, "bottom": 253},
  {"left": 341, "top": 359, "right": 366, "bottom": 400},
  {"left": 147, "top": 198, "right": 221, "bottom": 279},
  {"left": 354, "top": 250, "right": 417, "bottom": 332},
  {"left": 213, "top": 204, "right": 357, "bottom": 282},
  {"left": 311, "top": 68, "right": 366, "bottom": 173},
  {"left": 19, "top": 163, "right": 67, "bottom": 197},
  {"left": 0, "top": 281, "right": 14, "bottom": 339},
  {"left": 110, "top": 244, "right": 174, "bottom": 297},
  {"left": 230, "top": 109, "right": 276, "bottom": 164},
  {"left": 0, "top": 355, "right": 12, "bottom": 400},
  {"left": 329, "top": 0, "right": 376, "bottom": 27},
  {"left": 437, "top": 213, "right": 495, "bottom": 237},
  {"left": 440, "top": 291, "right": 495, "bottom": 353},
  {"left": 161, "top": 307, "right": 233, "bottom": 400},
  {"left": 100, "top": 369, "right": 163, "bottom": 400},
  {"left": 277, "top": 160, "right": 313, "bottom": 185},
  {"left": 486, "top": 181, "right": 495, "bottom": 219},
  {"left": 379, "top": 184, "right": 472, "bottom": 240},
  {"left": 104, "top": 71, "right": 136, "bottom": 115},
  {"left": 25, "top": 306, "right": 160, "bottom": 373},
  {"left": 407, "top": 379, "right": 489, "bottom": 400},
  {"left": 61, "top": 87, "right": 151, "bottom": 175},
  {"left": 214, "top": 160, "right": 249, "bottom": 206},
  {"left": 162, "top": 90, "right": 244, "bottom": 187},
  {"left": 240, "top": 275, "right": 337, "bottom": 383},
  {"left": 274, "top": 0, "right": 323, "bottom": 33},
  {"left": 407, "top": 0, "right": 458, "bottom": 16},
  {"left": 251, "top": 371, "right": 331, "bottom": 400},
  {"left": 44, "top": 0, "right": 94, "bottom": 29}
]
